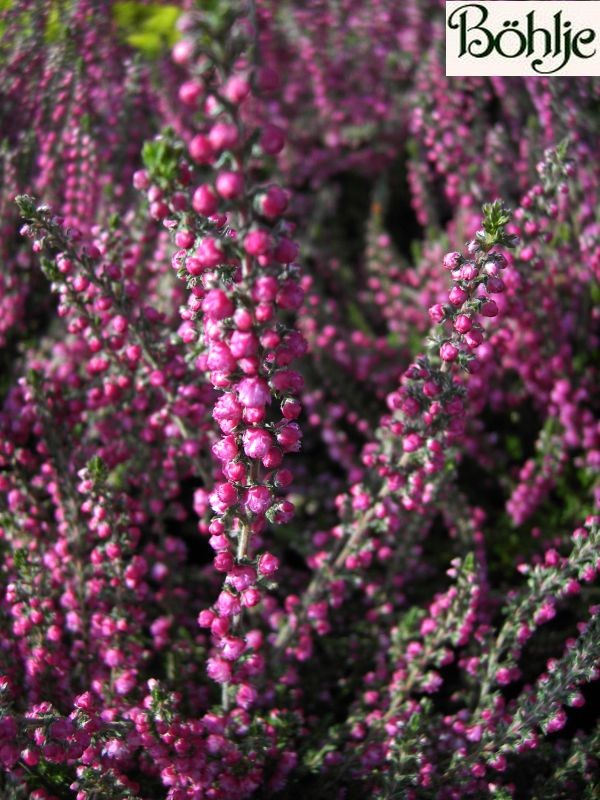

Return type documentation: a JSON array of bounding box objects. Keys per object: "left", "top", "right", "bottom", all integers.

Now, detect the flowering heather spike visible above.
[{"left": 131, "top": 8, "right": 307, "bottom": 702}]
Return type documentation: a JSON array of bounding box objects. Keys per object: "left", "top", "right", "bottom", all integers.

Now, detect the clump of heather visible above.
[{"left": 0, "top": 2, "right": 598, "bottom": 799}]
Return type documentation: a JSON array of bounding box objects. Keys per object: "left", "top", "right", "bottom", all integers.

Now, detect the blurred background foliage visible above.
[{"left": 0, "top": 0, "right": 182, "bottom": 53}]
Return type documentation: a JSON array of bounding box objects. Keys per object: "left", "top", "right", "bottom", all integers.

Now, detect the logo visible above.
[{"left": 446, "top": 2, "right": 600, "bottom": 76}]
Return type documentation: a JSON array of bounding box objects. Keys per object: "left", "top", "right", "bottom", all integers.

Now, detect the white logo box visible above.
[{"left": 446, "top": 1, "right": 600, "bottom": 76}]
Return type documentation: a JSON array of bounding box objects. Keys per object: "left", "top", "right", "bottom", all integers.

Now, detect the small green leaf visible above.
[
  {"left": 41, "top": 256, "right": 60, "bottom": 281},
  {"left": 44, "top": 2, "right": 65, "bottom": 43},
  {"left": 126, "top": 31, "right": 162, "bottom": 55},
  {"left": 346, "top": 301, "right": 372, "bottom": 334},
  {"left": 87, "top": 454, "right": 109, "bottom": 487},
  {"left": 113, "top": 2, "right": 181, "bottom": 54},
  {"left": 141, "top": 134, "right": 181, "bottom": 186}
]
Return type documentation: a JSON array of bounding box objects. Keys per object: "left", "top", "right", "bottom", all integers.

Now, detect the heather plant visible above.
[{"left": 0, "top": 1, "right": 599, "bottom": 799}]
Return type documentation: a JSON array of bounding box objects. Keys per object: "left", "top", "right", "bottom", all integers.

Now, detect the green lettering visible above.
[
  {"left": 572, "top": 29, "right": 597, "bottom": 59},
  {"left": 447, "top": 3, "right": 494, "bottom": 58}
]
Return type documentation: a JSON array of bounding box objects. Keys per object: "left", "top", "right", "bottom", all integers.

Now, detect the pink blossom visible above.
[{"left": 237, "top": 377, "right": 271, "bottom": 408}]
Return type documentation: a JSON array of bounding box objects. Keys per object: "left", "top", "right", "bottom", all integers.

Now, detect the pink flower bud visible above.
[
  {"left": 224, "top": 74, "right": 250, "bottom": 104},
  {"left": 252, "top": 275, "right": 278, "bottom": 303},
  {"left": 271, "top": 370, "right": 304, "bottom": 393},
  {"left": 175, "top": 230, "right": 195, "bottom": 249},
  {"left": 276, "top": 280, "right": 304, "bottom": 310},
  {"left": 495, "top": 667, "right": 512, "bottom": 685},
  {"left": 114, "top": 670, "right": 136, "bottom": 695},
  {"left": 242, "top": 397, "right": 264, "bottom": 416},
  {"left": 244, "top": 229, "right": 271, "bottom": 256},
  {"left": 215, "top": 591, "right": 241, "bottom": 618},
  {"left": 192, "top": 184, "right": 218, "bottom": 216},
  {"left": 20, "top": 748, "right": 39, "bottom": 767},
  {"left": 229, "top": 331, "right": 258, "bottom": 358},
  {"left": 172, "top": 39, "right": 194, "bottom": 65},
  {"left": 237, "top": 377, "right": 270, "bottom": 408},
  {"left": 236, "top": 683, "right": 257, "bottom": 708},
  {"left": 275, "top": 468, "right": 293, "bottom": 487},
  {"left": 179, "top": 80, "right": 203, "bottom": 108},
  {"left": 207, "top": 341, "right": 236, "bottom": 372},
  {"left": 423, "top": 380, "right": 441, "bottom": 397},
  {"left": 227, "top": 565, "right": 256, "bottom": 592},
  {"left": 212, "top": 435, "right": 238, "bottom": 462},
  {"left": 258, "top": 551, "right": 280, "bottom": 576},
  {"left": 149, "top": 201, "right": 169, "bottom": 220},
  {"left": 273, "top": 238, "right": 299, "bottom": 264},
  {"left": 443, "top": 252, "right": 461, "bottom": 270},
  {"left": 262, "top": 447, "right": 283, "bottom": 468},
  {"left": 440, "top": 342, "right": 459, "bottom": 361},
  {"left": 220, "top": 635, "right": 245, "bottom": 661},
  {"left": 276, "top": 422, "right": 302, "bottom": 452},
  {"left": 213, "top": 551, "right": 234, "bottom": 572},
  {"left": 403, "top": 433, "right": 423, "bottom": 453},
  {"left": 259, "top": 123, "right": 285, "bottom": 154},
  {"left": 489, "top": 755, "right": 507, "bottom": 772},
  {"left": 206, "top": 657, "right": 232, "bottom": 683},
  {"left": 241, "top": 587, "right": 261, "bottom": 607},
  {"left": 189, "top": 134, "right": 214, "bottom": 163},
  {"left": 282, "top": 398, "right": 301, "bottom": 419},
  {"left": 480, "top": 300, "right": 498, "bottom": 317},
  {"left": 196, "top": 237, "right": 225, "bottom": 269},
  {"left": 243, "top": 428, "right": 272, "bottom": 459},
  {"left": 224, "top": 462, "right": 246, "bottom": 482},
  {"left": 216, "top": 482, "right": 238, "bottom": 506},
  {"left": 231, "top": 309, "right": 252, "bottom": 332},
  {"left": 133, "top": 170, "right": 149, "bottom": 190},
  {"left": 213, "top": 394, "right": 243, "bottom": 429},
  {"left": 255, "top": 303, "right": 273, "bottom": 322},
  {"left": 460, "top": 263, "right": 479, "bottom": 281},
  {"left": 208, "top": 122, "right": 238, "bottom": 152},
  {"left": 448, "top": 286, "right": 468, "bottom": 306},
  {"left": 454, "top": 314, "right": 472, "bottom": 333},
  {"left": 216, "top": 171, "right": 244, "bottom": 200},
  {"left": 246, "top": 486, "right": 272, "bottom": 515},
  {"left": 259, "top": 186, "right": 288, "bottom": 218},
  {"left": 202, "top": 289, "right": 234, "bottom": 321},
  {"left": 273, "top": 499, "right": 295, "bottom": 524},
  {"left": 545, "top": 708, "right": 567, "bottom": 734},
  {"left": 428, "top": 304, "right": 445, "bottom": 323},
  {"left": 464, "top": 329, "right": 484, "bottom": 348},
  {"left": 486, "top": 276, "right": 505, "bottom": 293}
]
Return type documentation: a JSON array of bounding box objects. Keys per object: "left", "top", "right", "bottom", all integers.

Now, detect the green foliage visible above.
[
  {"left": 40, "top": 255, "right": 60, "bottom": 282},
  {"left": 25, "top": 367, "right": 43, "bottom": 392},
  {"left": 504, "top": 432, "right": 523, "bottom": 461},
  {"left": 477, "top": 200, "right": 518, "bottom": 250},
  {"left": 482, "top": 200, "right": 511, "bottom": 234},
  {"left": 87, "top": 454, "right": 109, "bottom": 488},
  {"left": 14, "top": 193, "right": 37, "bottom": 217},
  {"left": 384, "top": 698, "right": 435, "bottom": 795},
  {"left": 303, "top": 735, "right": 341, "bottom": 773},
  {"left": 346, "top": 301, "right": 373, "bottom": 335},
  {"left": 142, "top": 133, "right": 182, "bottom": 187},
  {"left": 489, "top": 789, "right": 512, "bottom": 800},
  {"left": 148, "top": 679, "right": 175, "bottom": 723},
  {"left": 0, "top": 0, "right": 11, "bottom": 39},
  {"left": 391, "top": 606, "right": 425, "bottom": 651},
  {"left": 44, "top": 2, "right": 67, "bottom": 43},
  {"left": 112, "top": 2, "right": 181, "bottom": 55},
  {"left": 12, "top": 546, "right": 29, "bottom": 572},
  {"left": 20, "top": 758, "right": 74, "bottom": 799}
]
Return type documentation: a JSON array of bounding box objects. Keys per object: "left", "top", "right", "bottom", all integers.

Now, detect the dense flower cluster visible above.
[{"left": 0, "top": 2, "right": 598, "bottom": 799}]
